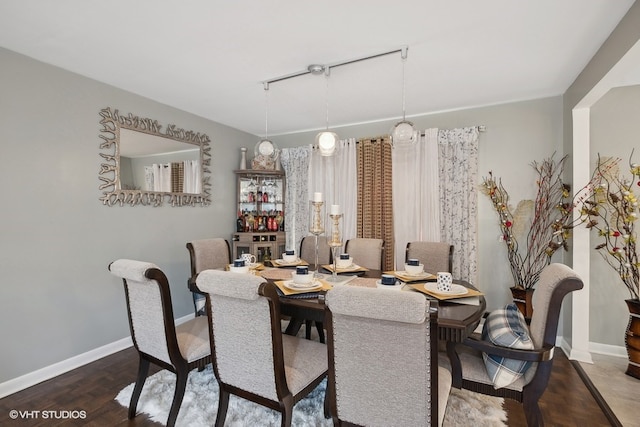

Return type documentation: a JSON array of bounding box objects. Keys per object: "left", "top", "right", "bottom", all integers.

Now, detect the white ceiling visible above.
[{"left": 0, "top": 0, "right": 636, "bottom": 136}]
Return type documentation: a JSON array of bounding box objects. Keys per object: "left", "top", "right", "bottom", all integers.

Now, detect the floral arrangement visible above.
[
  {"left": 580, "top": 154, "right": 640, "bottom": 301},
  {"left": 482, "top": 154, "right": 573, "bottom": 290}
]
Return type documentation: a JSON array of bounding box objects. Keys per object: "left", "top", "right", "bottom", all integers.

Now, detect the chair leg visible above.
[
  {"left": 523, "top": 391, "right": 544, "bottom": 427},
  {"left": 280, "top": 399, "right": 294, "bottom": 427},
  {"left": 305, "top": 320, "right": 313, "bottom": 339},
  {"left": 315, "top": 321, "right": 325, "bottom": 344},
  {"left": 128, "top": 356, "right": 150, "bottom": 419},
  {"left": 166, "top": 368, "right": 188, "bottom": 427},
  {"left": 215, "top": 387, "right": 230, "bottom": 427}
]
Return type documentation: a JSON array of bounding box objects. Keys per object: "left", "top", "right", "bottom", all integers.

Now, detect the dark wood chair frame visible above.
[
  {"left": 324, "top": 300, "right": 440, "bottom": 426},
  {"left": 205, "top": 282, "right": 328, "bottom": 427},
  {"left": 109, "top": 264, "right": 212, "bottom": 427},
  {"left": 450, "top": 275, "right": 583, "bottom": 427},
  {"left": 186, "top": 239, "right": 231, "bottom": 316},
  {"left": 299, "top": 236, "right": 331, "bottom": 343},
  {"left": 405, "top": 241, "right": 454, "bottom": 272}
]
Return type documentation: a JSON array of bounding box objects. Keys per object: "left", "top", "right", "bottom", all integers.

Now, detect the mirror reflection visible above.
[{"left": 98, "top": 107, "right": 211, "bottom": 207}]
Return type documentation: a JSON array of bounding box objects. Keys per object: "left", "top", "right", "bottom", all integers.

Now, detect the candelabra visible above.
[
  {"left": 326, "top": 211, "right": 343, "bottom": 283},
  {"left": 309, "top": 200, "right": 325, "bottom": 277}
]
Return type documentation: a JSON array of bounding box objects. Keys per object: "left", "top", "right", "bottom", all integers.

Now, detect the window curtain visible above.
[
  {"left": 392, "top": 128, "right": 440, "bottom": 268},
  {"left": 356, "top": 137, "right": 395, "bottom": 270},
  {"left": 438, "top": 127, "right": 479, "bottom": 284},
  {"left": 280, "top": 146, "right": 311, "bottom": 252},
  {"left": 308, "top": 138, "right": 358, "bottom": 251}
]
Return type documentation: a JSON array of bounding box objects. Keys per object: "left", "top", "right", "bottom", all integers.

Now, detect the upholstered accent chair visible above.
[
  {"left": 325, "top": 285, "right": 451, "bottom": 426},
  {"left": 195, "top": 269, "right": 328, "bottom": 427},
  {"left": 186, "top": 238, "right": 231, "bottom": 316},
  {"left": 108, "top": 259, "right": 211, "bottom": 427},
  {"left": 450, "top": 263, "right": 584, "bottom": 427},
  {"left": 344, "top": 238, "right": 384, "bottom": 270},
  {"left": 405, "top": 241, "right": 453, "bottom": 274}
]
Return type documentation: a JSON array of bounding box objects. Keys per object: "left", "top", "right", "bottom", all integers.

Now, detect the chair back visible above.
[
  {"left": 529, "top": 263, "right": 584, "bottom": 349},
  {"left": 186, "top": 238, "right": 231, "bottom": 276},
  {"left": 344, "top": 238, "right": 384, "bottom": 270},
  {"left": 109, "top": 259, "right": 176, "bottom": 366},
  {"left": 196, "top": 270, "right": 282, "bottom": 401},
  {"left": 406, "top": 241, "right": 453, "bottom": 273},
  {"left": 325, "top": 286, "right": 440, "bottom": 426},
  {"left": 300, "top": 235, "right": 332, "bottom": 266}
]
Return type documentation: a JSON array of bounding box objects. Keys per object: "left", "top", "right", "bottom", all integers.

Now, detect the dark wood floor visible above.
[{"left": 0, "top": 347, "right": 612, "bottom": 426}]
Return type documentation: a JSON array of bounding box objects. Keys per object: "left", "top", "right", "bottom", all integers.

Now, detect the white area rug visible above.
[{"left": 116, "top": 365, "right": 507, "bottom": 426}]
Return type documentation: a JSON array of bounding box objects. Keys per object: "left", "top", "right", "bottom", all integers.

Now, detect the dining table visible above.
[{"left": 258, "top": 263, "right": 486, "bottom": 345}]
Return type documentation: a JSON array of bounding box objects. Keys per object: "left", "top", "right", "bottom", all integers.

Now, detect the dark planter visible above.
[
  {"left": 625, "top": 299, "right": 640, "bottom": 380},
  {"left": 511, "top": 286, "right": 534, "bottom": 322}
]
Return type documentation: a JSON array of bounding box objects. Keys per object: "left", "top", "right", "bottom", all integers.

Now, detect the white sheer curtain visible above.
[
  {"left": 308, "top": 138, "right": 357, "bottom": 251},
  {"left": 280, "top": 146, "right": 312, "bottom": 252},
  {"left": 438, "top": 127, "right": 479, "bottom": 284},
  {"left": 392, "top": 128, "right": 440, "bottom": 268}
]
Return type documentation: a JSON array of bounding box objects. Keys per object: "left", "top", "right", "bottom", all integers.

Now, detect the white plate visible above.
[
  {"left": 283, "top": 280, "right": 322, "bottom": 291},
  {"left": 376, "top": 280, "right": 403, "bottom": 290},
  {"left": 424, "top": 282, "right": 468, "bottom": 296},
  {"left": 333, "top": 263, "right": 361, "bottom": 272},
  {"left": 275, "top": 258, "right": 302, "bottom": 266},
  {"left": 398, "top": 270, "right": 430, "bottom": 279}
]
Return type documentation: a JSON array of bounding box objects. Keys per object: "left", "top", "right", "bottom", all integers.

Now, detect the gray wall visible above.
[
  {"left": 0, "top": 45, "right": 574, "bottom": 386},
  {"left": 0, "top": 47, "right": 255, "bottom": 383},
  {"left": 590, "top": 84, "right": 640, "bottom": 345}
]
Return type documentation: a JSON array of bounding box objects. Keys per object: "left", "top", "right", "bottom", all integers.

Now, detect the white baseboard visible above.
[
  {"left": 0, "top": 313, "right": 195, "bottom": 399},
  {"left": 589, "top": 341, "right": 628, "bottom": 358}
]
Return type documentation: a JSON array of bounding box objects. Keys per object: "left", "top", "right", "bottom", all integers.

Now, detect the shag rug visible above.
[{"left": 115, "top": 365, "right": 507, "bottom": 426}]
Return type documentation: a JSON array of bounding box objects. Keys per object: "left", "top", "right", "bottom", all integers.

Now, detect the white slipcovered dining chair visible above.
[
  {"left": 344, "top": 237, "right": 384, "bottom": 270},
  {"left": 405, "top": 241, "right": 454, "bottom": 274},
  {"left": 325, "top": 285, "right": 451, "bottom": 426},
  {"left": 195, "top": 269, "right": 328, "bottom": 427},
  {"left": 108, "top": 259, "right": 211, "bottom": 427},
  {"left": 186, "top": 238, "right": 231, "bottom": 316}
]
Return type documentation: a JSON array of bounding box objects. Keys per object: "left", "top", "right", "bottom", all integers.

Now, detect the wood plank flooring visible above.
[{"left": 0, "top": 347, "right": 612, "bottom": 426}]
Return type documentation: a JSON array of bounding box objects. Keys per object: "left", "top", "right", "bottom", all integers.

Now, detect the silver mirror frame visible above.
[{"left": 98, "top": 107, "right": 211, "bottom": 207}]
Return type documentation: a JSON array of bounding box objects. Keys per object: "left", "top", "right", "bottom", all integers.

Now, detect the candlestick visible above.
[
  {"left": 326, "top": 212, "right": 343, "bottom": 282},
  {"left": 309, "top": 200, "right": 325, "bottom": 277}
]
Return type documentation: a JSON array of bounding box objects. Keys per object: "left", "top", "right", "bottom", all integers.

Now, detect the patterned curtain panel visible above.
[
  {"left": 280, "top": 146, "right": 311, "bottom": 252},
  {"left": 356, "top": 137, "right": 395, "bottom": 270},
  {"left": 438, "top": 127, "right": 479, "bottom": 284}
]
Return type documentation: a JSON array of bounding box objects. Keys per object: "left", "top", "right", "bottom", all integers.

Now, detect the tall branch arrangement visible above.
[
  {"left": 482, "top": 155, "right": 573, "bottom": 290},
  {"left": 581, "top": 154, "right": 640, "bottom": 300}
]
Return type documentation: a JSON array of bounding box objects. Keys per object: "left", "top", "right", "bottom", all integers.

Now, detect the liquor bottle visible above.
[
  {"left": 236, "top": 210, "right": 244, "bottom": 232},
  {"left": 263, "top": 247, "right": 272, "bottom": 263}
]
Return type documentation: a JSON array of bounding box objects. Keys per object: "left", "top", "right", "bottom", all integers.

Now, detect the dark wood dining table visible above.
[{"left": 267, "top": 265, "right": 486, "bottom": 344}]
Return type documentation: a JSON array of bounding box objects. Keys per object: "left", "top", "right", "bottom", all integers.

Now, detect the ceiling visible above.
[{"left": 0, "top": 0, "right": 637, "bottom": 137}]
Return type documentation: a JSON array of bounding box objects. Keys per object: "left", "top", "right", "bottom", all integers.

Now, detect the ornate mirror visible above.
[{"left": 98, "top": 107, "right": 211, "bottom": 206}]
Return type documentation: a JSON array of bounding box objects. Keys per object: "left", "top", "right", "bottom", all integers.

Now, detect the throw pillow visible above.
[{"left": 481, "top": 302, "right": 534, "bottom": 389}]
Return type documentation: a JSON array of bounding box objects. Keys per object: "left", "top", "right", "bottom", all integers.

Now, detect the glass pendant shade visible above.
[
  {"left": 316, "top": 130, "right": 338, "bottom": 156},
  {"left": 391, "top": 120, "right": 416, "bottom": 145}
]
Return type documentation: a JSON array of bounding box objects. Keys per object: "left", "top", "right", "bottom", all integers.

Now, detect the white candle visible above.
[
  {"left": 313, "top": 192, "right": 322, "bottom": 202},
  {"left": 330, "top": 204, "right": 340, "bottom": 215}
]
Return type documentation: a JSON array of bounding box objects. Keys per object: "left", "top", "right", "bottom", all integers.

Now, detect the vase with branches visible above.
[
  {"left": 580, "top": 154, "right": 640, "bottom": 301},
  {"left": 482, "top": 154, "right": 573, "bottom": 292},
  {"left": 579, "top": 153, "right": 640, "bottom": 379}
]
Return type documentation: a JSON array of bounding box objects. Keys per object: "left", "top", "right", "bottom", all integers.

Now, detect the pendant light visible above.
[
  {"left": 391, "top": 47, "right": 415, "bottom": 146},
  {"left": 255, "top": 82, "right": 278, "bottom": 160},
  {"left": 314, "top": 66, "right": 338, "bottom": 156}
]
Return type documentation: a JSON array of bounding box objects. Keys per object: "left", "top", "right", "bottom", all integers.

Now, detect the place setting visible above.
[
  {"left": 322, "top": 253, "right": 369, "bottom": 274},
  {"left": 270, "top": 249, "right": 310, "bottom": 267},
  {"left": 386, "top": 258, "right": 436, "bottom": 282},
  {"left": 410, "top": 271, "right": 483, "bottom": 304},
  {"left": 274, "top": 265, "right": 332, "bottom": 297}
]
